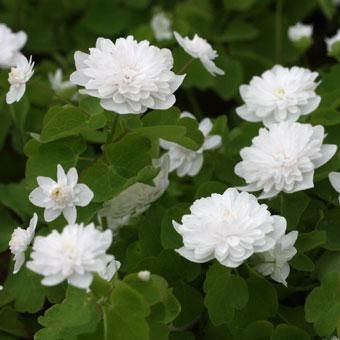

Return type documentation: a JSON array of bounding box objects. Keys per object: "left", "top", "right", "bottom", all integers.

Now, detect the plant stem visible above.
[
  {"left": 186, "top": 89, "right": 203, "bottom": 120},
  {"left": 101, "top": 306, "right": 108, "bottom": 340},
  {"left": 275, "top": 0, "right": 284, "bottom": 63},
  {"left": 178, "top": 58, "right": 194, "bottom": 74}
]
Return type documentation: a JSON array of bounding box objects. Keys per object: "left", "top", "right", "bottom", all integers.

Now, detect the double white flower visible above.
[
  {"left": 0, "top": 23, "right": 27, "bottom": 68},
  {"left": 48, "top": 68, "right": 75, "bottom": 94},
  {"left": 27, "top": 223, "right": 115, "bottom": 289},
  {"left": 9, "top": 213, "right": 37, "bottom": 274},
  {"left": 151, "top": 12, "right": 172, "bottom": 41},
  {"left": 174, "top": 32, "right": 224, "bottom": 76},
  {"left": 160, "top": 112, "right": 222, "bottom": 177},
  {"left": 6, "top": 54, "right": 34, "bottom": 104},
  {"left": 70, "top": 36, "right": 185, "bottom": 114},
  {"left": 236, "top": 65, "right": 320, "bottom": 126},
  {"left": 235, "top": 122, "right": 337, "bottom": 199},
  {"left": 29, "top": 164, "right": 94, "bottom": 224},
  {"left": 173, "top": 188, "right": 286, "bottom": 268}
]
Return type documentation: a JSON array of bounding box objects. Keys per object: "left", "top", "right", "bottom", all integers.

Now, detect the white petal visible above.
[
  {"left": 13, "top": 252, "right": 25, "bottom": 274},
  {"left": 29, "top": 188, "right": 48, "bottom": 207},
  {"left": 329, "top": 172, "right": 340, "bottom": 193},
  {"left": 75, "top": 184, "right": 94, "bottom": 206},
  {"left": 44, "top": 208, "right": 62, "bottom": 222},
  {"left": 67, "top": 168, "right": 78, "bottom": 187},
  {"left": 68, "top": 272, "right": 93, "bottom": 289},
  {"left": 63, "top": 206, "right": 77, "bottom": 224}
]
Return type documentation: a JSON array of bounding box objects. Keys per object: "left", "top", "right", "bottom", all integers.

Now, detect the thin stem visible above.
[
  {"left": 101, "top": 306, "right": 108, "bottom": 340},
  {"left": 275, "top": 0, "right": 284, "bottom": 63},
  {"left": 186, "top": 89, "right": 203, "bottom": 120},
  {"left": 9, "top": 105, "right": 25, "bottom": 146},
  {"left": 178, "top": 58, "right": 194, "bottom": 74}
]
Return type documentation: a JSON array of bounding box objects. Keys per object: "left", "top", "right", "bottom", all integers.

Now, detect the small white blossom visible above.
[
  {"left": 70, "top": 36, "right": 185, "bottom": 114},
  {"left": 255, "top": 223, "right": 298, "bottom": 286},
  {"left": 9, "top": 213, "right": 38, "bottom": 274},
  {"left": 173, "top": 188, "right": 285, "bottom": 268},
  {"left": 6, "top": 55, "right": 34, "bottom": 104},
  {"left": 27, "top": 223, "right": 113, "bottom": 289},
  {"left": 325, "top": 29, "right": 340, "bottom": 54},
  {"left": 236, "top": 65, "right": 320, "bottom": 126},
  {"left": 151, "top": 12, "right": 172, "bottom": 41},
  {"left": 48, "top": 68, "right": 75, "bottom": 93},
  {"left": 138, "top": 270, "right": 151, "bottom": 282},
  {"left": 99, "top": 156, "right": 169, "bottom": 230},
  {"left": 98, "top": 258, "right": 121, "bottom": 281},
  {"left": 0, "top": 286, "right": 3, "bottom": 291},
  {"left": 288, "top": 22, "right": 313, "bottom": 42},
  {"left": 160, "top": 112, "right": 221, "bottom": 177},
  {"left": 328, "top": 172, "right": 340, "bottom": 204},
  {"left": 29, "top": 164, "right": 94, "bottom": 224},
  {"left": 174, "top": 32, "right": 225, "bottom": 76},
  {"left": 0, "top": 23, "right": 27, "bottom": 68},
  {"left": 235, "top": 122, "right": 337, "bottom": 199}
]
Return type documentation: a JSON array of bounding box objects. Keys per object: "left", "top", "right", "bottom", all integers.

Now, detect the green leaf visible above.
[
  {"left": 317, "top": 209, "right": 340, "bottom": 251},
  {"left": 316, "top": 251, "right": 340, "bottom": 280},
  {"left": 223, "top": 0, "right": 256, "bottom": 10},
  {"left": 160, "top": 205, "right": 186, "bottom": 250},
  {"left": 4, "top": 267, "right": 46, "bottom": 314},
  {"left": 204, "top": 263, "right": 249, "bottom": 325},
  {"left": 279, "top": 192, "right": 310, "bottom": 228},
  {"left": 40, "top": 105, "right": 107, "bottom": 143},
  {"left": 172, "top": 280, "right": 204, "bottom": 327},
  {"left": 0, "top": 181, "right": 34, "bottom": 220},
  {"left": 305, "top": 272, "right": 340, "bottom": 336},
  {"left": 227, "top": 276, "right": 278, "bottom": 334},
  {"left": 0, "top": 306, "right": 28, "bottom": 338},
  {"left": 240, "top": 320, "right": 274, "bottom": 340},
  {"left": 296, "top": 231, "right": 327, "bottom": 253},
  {"left": 272, "top": 324, "right": 310, "bottom": 340},
  {"left": 105, "top": 280, "right": 150, "bottom": 340},
  {"left": 25, "top": 136, "right": 87, "bottom": 189},
  {"left": 36, "top": 286, "right": 100, "bottom": 340},
  {"left": 311, "top": 108, "right": 340, "bottom": 126},
  {"left": 223, "top": 20, "right": 259, "bottom": 42},
  {"left": 290, "top": 254, "right": 315, "bottom": 272}
]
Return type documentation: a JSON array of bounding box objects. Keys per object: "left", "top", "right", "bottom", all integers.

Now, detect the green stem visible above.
[
  {"left": 9, "top": 105, "right": 25, "bottom": 146},
  {"left": 186, "top": 89, "right": 203, "bottom": 120},
  {"left": 178, "top": 58, "right": 194, "bottom": 74},
  {"left": 102, "top": 306, "right": 108, "bottom": 340},
  {"left": 275, "top": 0, "right": 284, "bottom": 63}
]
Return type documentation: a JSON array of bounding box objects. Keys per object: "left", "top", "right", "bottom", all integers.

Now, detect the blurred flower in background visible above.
[{"left": 151, "top": 12, "right": 172, "bottom": 41}]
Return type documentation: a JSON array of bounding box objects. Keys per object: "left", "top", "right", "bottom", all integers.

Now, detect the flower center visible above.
[
  {"left": 50, "top": 186, "right": 73, "bottom": 205},
  {"left": 9, "top": 67, "right": 24, "bottom": 84},
  {"left": 274, "top": 87, "right": 286, "bottom": 97},
  {"left": 121, "top": 66, "right": 139, "bottom": 84}
]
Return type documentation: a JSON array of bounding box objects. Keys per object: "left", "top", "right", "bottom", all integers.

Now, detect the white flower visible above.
[
  {"left": 138, "top": 270, "right": 151, "bottom": 281},
  {"left": 6, "top": 55, "right": 34, "bottom": 104},
  {"left": 288, "top": 22, "right": 313, "bottom": 42},
  {"left": 160, "top": 112, "right": 221, "bottom": 177},
  {"left": 325, "top": 29, "right": 340, "bottom": 54},
  {"left": 70, "top": 36, "right": 185, "bottom": 114},
  {"left": 174, "top": 32, "right": 224, "bottom": 76},
  {"left": 0, "top": 23, "right": 27, "bottom": 68},
  {"left": 235, "top": 122, "right": 337, "bottom": 199},
  {"left": 151, "top": 12, "right": 172, "bottom": 41},
  {"left": 0, "top": 286, "right": 3, "bottom": 291},
  {"left": 26, "top": 223, "right": 113, "bottom": 289},
  {"left": 9, "top": 213, "right": 38, "bottom": 274},
  {"left": 48, "top": 68, "right": 75, "bottom": 93},
  {"left": 236, "top": 65, "right": 320, "bottom": 126},
  {"left": 98, "top": 258, "right": 121, "bottom": 281},
  {"left": 255, "top": 223, "right": 298, "bottom": 286},
  {"left": 328, "top": 172, "right": 340, "bottom": 204},
  {"left": 173, "top": 188, "right": 285, "bottom": 268},
  {"left": 99, "top": 156, "right": 169, "bottom": 230},
  {"left": 29, "top": 164, "right": 94, "bottom": 224}
]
